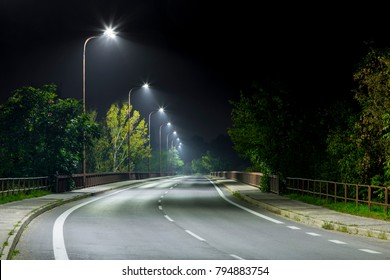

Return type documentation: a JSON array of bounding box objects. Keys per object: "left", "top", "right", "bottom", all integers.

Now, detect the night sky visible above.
[{"left": 1, "top": 1, "right": 389, "bottom": 156}]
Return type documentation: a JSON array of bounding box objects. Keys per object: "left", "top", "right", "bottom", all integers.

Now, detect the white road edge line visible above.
[
  {"left": 185, "top": 230, "right": 206, "bottom": 242},
  {"left": 52, "top": 188, "right": 128, "bottom": 260},
  {"left": 209, "top": 180, "right": 284, "bottom": 224}
]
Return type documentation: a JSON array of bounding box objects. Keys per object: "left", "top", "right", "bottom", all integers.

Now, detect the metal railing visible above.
[
  {"left": 0, "top": 177, "right": 49, "bottom": 196},
  {"left": 211, "top": 171, "right": 389, "bottom": 214},
  {"left": 55, "top": 172, "right": 173, "bottom": 192},
  {"left": 0, "top": 172, "right": 174, "bottom": 195},
  {"left": 286, "top": 177, "right": 389, "bottom": 214}
]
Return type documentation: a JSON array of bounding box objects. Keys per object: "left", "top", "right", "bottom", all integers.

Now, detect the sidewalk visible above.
[
  {"left": 1, "top": 176, "right": 390, "bottom": 260},
  {"left": 212, "top": 177, "right": 390, "bottom": 241}
]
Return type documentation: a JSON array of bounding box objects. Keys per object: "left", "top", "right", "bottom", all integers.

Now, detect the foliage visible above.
[
  {"left": 0, "top": 190, "right": 51, "bottom": 205},
  {"left": 92, "top": 102, "right": 150, "bottom": 172},
  {"left": 0, "top": 84, "right": 99, "bottom": 178},
  {"left": 191, "top": 158, "right": 208, "bottom": 174},
  {"left": 228, "top": 46, "right": 390, "bottom": 190},
  {"left": 383, "top": 113, "right": 390, "bottom": 185},
  {"left": 352, "top": 47, "right": 390, "bottom": 185},
  {"left": 326, "top": 47, "right": 390, "bottom": 186},
  {"left": 167, "top": 147, "right": 184, "bottom": 173},
  {"left": 228, "top": 80, "right": 324, "bottom": 179}
]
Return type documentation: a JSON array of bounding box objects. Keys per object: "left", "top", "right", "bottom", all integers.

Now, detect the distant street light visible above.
[
  {"left": 159, "top": 122, "right": 171, "bottom": 175},
  {"left": 148, "top": 107, "right": 164, "bottom": 173},
  {"left": 128, "top": 83, "right": 149, "bottom": 179},
  {"left": 82, "top": 27, "right": 117, "bottom": 187},
  {"left": 166, "top": 131, "right": 177, "bottom": 174}
]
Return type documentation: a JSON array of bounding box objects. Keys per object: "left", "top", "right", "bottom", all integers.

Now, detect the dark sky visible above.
[{"left": 1, "top": 1, "right": 389, "bottom": 154}]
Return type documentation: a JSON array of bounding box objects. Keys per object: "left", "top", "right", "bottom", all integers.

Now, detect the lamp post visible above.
[
  {"left": 127, "top": 83, "right": 149, "bottom": 179},
  {"left": 148, "top": 107, "right": 164, "bottom": 174},
  {"left": 159, "top": 122, "right": 171, "bottom": 175},
  {"left": 82, "top": 27, "right": 116, "bottom": 187}
]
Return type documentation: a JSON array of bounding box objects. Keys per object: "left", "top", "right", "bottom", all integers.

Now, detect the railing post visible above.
[
  {"left": 326, "top": 182, "right": 329, "bottom": 204},
  {"left": 385, "top": 187, "right": 388, "bottom": 215},
  {"left": 368, "top": 185, "right": 371, "bottom": 211},
  {"left": 355, "top": 184, "right": 358, "bottom": 208},
  {"left": 344, "top": 183, "right": 347, "bottom": 204}
]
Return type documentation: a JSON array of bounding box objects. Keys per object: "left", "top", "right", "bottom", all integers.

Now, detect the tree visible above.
[
  {"left": 93, "top": 102, "right": 150, "bottom": 172},
  {"left": 191, "top": 158, "right": 207, "bottom": 174},
  {"left": 351, "top": 47, "right": 390, "bottom": 185},
  {"left": 325, "top": 46, "right": 390, "bottom": 186},
  {"left": 0, "top": 84, "right": 99, "bottom": 178},
  {"left": 228, "top": 81, "right": 303, "bottom": 177},
  {"left": 167, "top": 147, "right": 184, "bottom": 174}
]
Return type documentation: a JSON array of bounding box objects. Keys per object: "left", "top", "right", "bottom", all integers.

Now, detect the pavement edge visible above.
[{"left": 1, "top": 193, "right": 91, "bottom": 260}]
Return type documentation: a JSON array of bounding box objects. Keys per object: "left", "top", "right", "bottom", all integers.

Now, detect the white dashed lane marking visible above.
[
  {"left": 359, "top": 249, "right": 382, "bottom": 254},
  {"left": 306, "top": 232, "right": 322, "bottom": 236},
  {"left": 287, "top": 226, "right": 301, "bottom": 230},
  {"left": 164, "top": 215, "right": 174, "bottom": 222},
  {"left": 230, "top": 254, "right": 245, "bottom": 260},
  {"left": 185, "top": 230, "right": 206, "bottom": 242},
  {"left": 329, "top": 240, "right": 347, "bottom": 245}
]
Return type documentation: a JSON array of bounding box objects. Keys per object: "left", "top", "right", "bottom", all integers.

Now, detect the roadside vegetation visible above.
[
  {"left": 0, "top": 85, "right": 183, "bottom": 189},
  {"left": 0, "top": 190, "right": 51, "bottom": 205}
]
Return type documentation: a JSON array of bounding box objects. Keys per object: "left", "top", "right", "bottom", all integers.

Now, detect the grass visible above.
[
  {"left": 287, "top": 193, "right": 390, "bottom": 221},
  {"left": 0, "top": 190, "right": 51, "bottom": 205},
  {"left": 232, "top": 191, "right": 242, "bottom": 199}
]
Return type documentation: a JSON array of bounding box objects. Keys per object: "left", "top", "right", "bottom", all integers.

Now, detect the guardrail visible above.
[
  {"left": 286, "top": 177, "right": 389, "bottom": 214},
  {"left": 210, "top": 171, "right": 280, "bottom": 194},
  {"left": 55, "top": 172, "right": 172, "bottom": 192},
  {"left": 0, "top": 177, "right": 49, "bottom": 196},
  {"left": 1, "top": 172, "right": 173, "bottom": 195}
]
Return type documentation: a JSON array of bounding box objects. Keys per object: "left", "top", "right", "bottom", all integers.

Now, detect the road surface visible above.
[{"left": 13, "top": 176, "right": 390, "bottom": 260}]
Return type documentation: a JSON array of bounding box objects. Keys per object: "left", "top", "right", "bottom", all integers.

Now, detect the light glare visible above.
[{"left": 104, "top": 27, "right": 116, "bottom": 38}]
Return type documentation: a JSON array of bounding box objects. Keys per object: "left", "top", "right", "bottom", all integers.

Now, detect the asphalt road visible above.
[{"left": 13, "top": 176, "right": 390, "bottom": 260}]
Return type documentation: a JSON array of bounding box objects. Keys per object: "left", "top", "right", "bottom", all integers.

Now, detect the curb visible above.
[{"left": 2, "top": 193, "right": 92, "bottom": 260}]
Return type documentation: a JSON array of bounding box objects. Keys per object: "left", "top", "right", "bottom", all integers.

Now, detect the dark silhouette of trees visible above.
[
  {"left": 0, "top": 84, "right": 100, "bottom": 178},
  {"left": 228, "top": 46, "right": 390, "bottom": 187}
]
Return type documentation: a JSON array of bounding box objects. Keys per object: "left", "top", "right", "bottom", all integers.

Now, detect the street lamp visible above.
[
  {"left": 82, "top": 27, "right": 117, "bottom": 187},
  {"left": 128, "top": 83, "right": 149, "bottom": 179},
  {"left": 159, "top": 122, "right": 171, "bottom": 175},
  {"left": 171, "top": 137, "right": 180, "bottom": 149},
  {"left": 166, "top": 131, "right": 177, "bottom": 174},
  {"left": 148, "top": 107, "right": 164, "bottom": 173}
]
